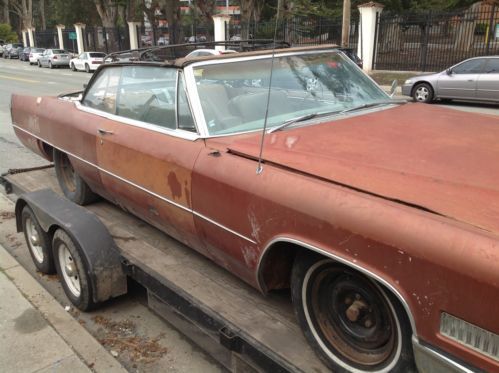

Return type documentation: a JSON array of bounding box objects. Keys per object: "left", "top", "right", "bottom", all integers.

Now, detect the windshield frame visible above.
[{"left": 183, "top": 49, "right": 391, "bottom": 138}]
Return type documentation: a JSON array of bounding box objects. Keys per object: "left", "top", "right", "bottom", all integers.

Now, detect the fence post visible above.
[
  {"left": 27, "top": 28, "right": 35, "bottom": 47},
  {"left": 357, "top": 2, "right": 384, "bottom": 71},
  {"left": 128, "top": 21, "right": 141, "bottom": 49},
  {"left": 212, "top": 14, "right": 231, "bottom": 51},
  {"left": 74, "top": 23, "right": 85, "bottom": 54},
  {"left": 21, "top": 29, "right": 28, "bottom": 46},
  {"left": 56, "top": 24, "right": 65, "bottom": 50}
]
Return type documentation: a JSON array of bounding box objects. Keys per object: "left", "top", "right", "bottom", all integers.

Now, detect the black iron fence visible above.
[
  {"left": 34, "top": 30, "right": 58, "bottom": 49},
  {"left": 83, "top": 27, "right": 130, "bottom": 54},
  {"left": 375, "top": 3, "right": 499, "bottom": 71}
]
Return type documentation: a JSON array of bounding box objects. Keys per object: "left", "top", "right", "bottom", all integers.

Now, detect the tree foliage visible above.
[{"left": 0, "top": 22, "right": 18, "bottom": 41}]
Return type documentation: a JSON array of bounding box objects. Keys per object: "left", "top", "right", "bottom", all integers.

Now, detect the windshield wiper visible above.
[
  {"left": 268, "top": 99, "right": 407, "bottom": 133},
  {"left": 268, "top": 113, "right": 319, "bottom": 133},
  {"left": 340, "top": 99, "right": 407, "bottom": 115}
]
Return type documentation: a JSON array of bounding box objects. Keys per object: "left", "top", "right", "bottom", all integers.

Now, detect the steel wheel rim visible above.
[
  {"left": 302, "top": 261, "right": 401, "bottom": 372},
  {"left": 25, "top": 217, "right": 44, "bottom": 263},
  {"left": 415, "top": 87, "right": 429, "bottom": 101},
  {"left": 58, "top": 243, "right": 81, "bottom": 297}
]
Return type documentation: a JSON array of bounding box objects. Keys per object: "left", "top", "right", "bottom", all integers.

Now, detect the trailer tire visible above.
[
  {"left": 53, "top": 229, "right": 98, "bottom": 311},
  {"left": 53, "top": 149, "right": 98, "bottom": 205},
  {"left": 21, "top": 205, "right": 55, "bottom": 274},
  {"left": 291, "top": 252, "right": 416, "bottom": 373}
]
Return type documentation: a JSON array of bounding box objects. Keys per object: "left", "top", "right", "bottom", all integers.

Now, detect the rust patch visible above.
[
  {"left": 167, "top": 172, "right": 182, "bottom": 199},
  {"left": 92, "top": 315, "right": 168, "bottom": 363},
  {"left": 184, "top": 181, "right": 190, "bottom": 207}
]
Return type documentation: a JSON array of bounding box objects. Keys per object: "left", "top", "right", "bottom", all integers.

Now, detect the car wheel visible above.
[
  {"left": 49, "top": 61, "right": 53, "bottom": 69},
  {"left": 70, "top": 63, "right": 76, "bottom": 71},
  {"left": 53, "top": 229, "right": 98, "bottom": 311},
  {"left": 38, "top": 60, "right": 42, "bottom": 67},
  {"left": 21, "top": 205, "right": 55, "bottom": 274},
  {"left": 412, "top": 83, "right": 433, "bottom": 103},
  {"left": 53, "top": 149, "right": 98, "bottom": 205},
  {"left": 291, "top": 252, "right": 416, "bottom": 373},
  {"left": 85, "top": 63, "right": 90, "bottom": 73}
]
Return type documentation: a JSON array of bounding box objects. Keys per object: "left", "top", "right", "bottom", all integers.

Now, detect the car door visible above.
[
  {"left": 476, "top": 58, "right": 499, "bottom": 102},
  {"left": 39, "top": 50, "right": 48, "bottom": 66},
  {"left": 75, "top": 53, "right": 83, "bottom": 69},
  {"left": 437, "top": 58, "right": 485, "bottom": 99},
  {"left": 84, "top": 65, "right": 208, "bottom": 254}
]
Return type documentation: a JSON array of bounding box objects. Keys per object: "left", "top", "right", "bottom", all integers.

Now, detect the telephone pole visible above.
[{"left": 341, "top": 0, "right": 351, "bottom": 47}]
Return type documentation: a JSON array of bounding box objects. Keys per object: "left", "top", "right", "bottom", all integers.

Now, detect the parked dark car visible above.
[
  {"left": 3, "top": 43, "right": 23, "bottom": 59},
  {"left": 20, "top": 47, "right": 32, "bottom": 61},
  {"left": 339, "top": 47, "right": 363, "bottom": 68}
]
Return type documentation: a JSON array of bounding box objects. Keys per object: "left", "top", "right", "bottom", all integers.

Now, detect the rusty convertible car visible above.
[{"left": 10, "top": 45, "right": 499, "bottom": 372}]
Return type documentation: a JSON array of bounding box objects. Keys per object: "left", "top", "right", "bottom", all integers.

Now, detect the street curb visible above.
[{"left": 0, "top": 241, "right": 127, "bottom": 373}]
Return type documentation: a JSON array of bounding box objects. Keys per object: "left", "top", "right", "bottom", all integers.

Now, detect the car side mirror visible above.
[
  {"left": 389, "top": 80, "right": 398, "bottom": 98},
  {"left": 446, "top": 69, "right": 453, "bottom": 75},
  {"left": 83, "top": 83, "right": 87, "bottom": 89}
]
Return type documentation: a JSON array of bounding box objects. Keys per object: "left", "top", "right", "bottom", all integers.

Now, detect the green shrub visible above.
[{"left": 0, "top": 23, "right": 19, "bottom": 43}]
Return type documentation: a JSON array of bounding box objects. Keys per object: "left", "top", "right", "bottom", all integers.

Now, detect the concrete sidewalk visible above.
[{"left": 0, "top": 243, "right": 127, "bottom": 373}]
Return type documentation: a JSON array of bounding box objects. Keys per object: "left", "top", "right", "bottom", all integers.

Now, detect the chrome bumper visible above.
[{"left": 412, "top": 336, "right": 475, "bottom": 373}]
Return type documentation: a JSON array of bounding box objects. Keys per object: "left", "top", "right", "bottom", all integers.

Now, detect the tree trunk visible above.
[
  {"left": 2, "top": 0, "right": 10, "bottom": 25},
  {"left": 40, "top": 0, "right": 46, "bottom": 30},
  {"left": 240, "top": 0, "right": 254, "bottom": 39},
  {"left": 94, "top": 0, "right": 119, "bottom": 52},
  {"left": 163, "top": 0, "right": 182, "bottom": 44}
]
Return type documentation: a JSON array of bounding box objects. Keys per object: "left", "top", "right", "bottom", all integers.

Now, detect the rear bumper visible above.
[
  {"left": 412, "top": 337, "right": 476, "bottom": 373},
  {"left": 51, "top": 60, "right": 70, "bottom": 66}
]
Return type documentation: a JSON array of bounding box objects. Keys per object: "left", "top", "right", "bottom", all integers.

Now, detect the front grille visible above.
[{"left": 440, "top": 312, "right": 499, "bottom": 362}]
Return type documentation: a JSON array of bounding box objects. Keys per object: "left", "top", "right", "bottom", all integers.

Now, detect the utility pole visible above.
[{"left": 341, "top": 0, "right": 351, "bottom": 47}]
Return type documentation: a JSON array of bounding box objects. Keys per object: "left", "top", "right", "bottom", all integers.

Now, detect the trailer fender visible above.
[{"left": 15, "top": 189, "right": 127, "bottom": 303}]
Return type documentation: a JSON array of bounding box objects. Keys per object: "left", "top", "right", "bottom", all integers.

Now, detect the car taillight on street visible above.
[{"left": 53, "top": 56, "right": 58, "bottom": 60}]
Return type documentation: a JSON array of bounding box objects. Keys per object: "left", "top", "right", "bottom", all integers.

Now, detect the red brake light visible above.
[{"left": 53, "top": 56, "right": 58, "bottom": 59}]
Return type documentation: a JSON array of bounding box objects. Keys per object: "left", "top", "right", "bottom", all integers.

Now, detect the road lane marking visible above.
[{"left": 0, "top": 74, "right": 39, "bottom": 83}]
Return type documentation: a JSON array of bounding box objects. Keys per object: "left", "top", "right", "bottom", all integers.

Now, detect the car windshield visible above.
[
  {"left": 89, "top": 52, "right": 106, "bottom": 58},
  {"left": 193, "top": 50, "right": 389, "bottom": 136},
  {"left": 53, "top": 49, "right": 66, "bottom": 54}
]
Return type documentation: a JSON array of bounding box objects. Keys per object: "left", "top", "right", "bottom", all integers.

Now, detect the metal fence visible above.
[
  {"left": 83, "top": 27, "right": 130, "bottom": 54},
  {"left": 229, "top": 17, "right": 359, "bottom": 47},
  {"left": 375, "top": 3, "right": 499, "bottom": 71},
  {"left": 34, "top": 30, "right": 58, "bottom": 49}
]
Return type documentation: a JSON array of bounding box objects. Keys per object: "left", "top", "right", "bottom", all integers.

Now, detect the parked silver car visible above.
[
  {"left": 402, "top": 56, "right": 499, "bottom": 103},
  {"left": 37, "top": 49, "right": 71, "bottom": 68}
]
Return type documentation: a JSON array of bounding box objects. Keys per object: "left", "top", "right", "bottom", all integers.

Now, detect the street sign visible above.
[
  {"left": 69, "top": 32, "right": 77, "bottom": 40},
  {"left": 495, "top": 24, "right": 499, "bottom": 40}
]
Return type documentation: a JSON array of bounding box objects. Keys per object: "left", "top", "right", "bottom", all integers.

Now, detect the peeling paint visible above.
[
  {"left": 248, "top": 211, "right": 261, "bottom": 242},
  {"left": 241, "top": 246, "right": 258, "bottom": 268}
]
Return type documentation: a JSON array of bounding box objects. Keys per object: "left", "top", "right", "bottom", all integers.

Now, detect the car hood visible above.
[{"left": 228, "top": 104, "right": 499, "bottom": 234}]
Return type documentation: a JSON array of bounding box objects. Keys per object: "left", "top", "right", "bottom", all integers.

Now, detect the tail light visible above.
[
  {"left": 53, "top": 56, "right": 58, "bottom": 60},
  {"left": 29, "top": 53, "right": 33, "bottom": 57}
]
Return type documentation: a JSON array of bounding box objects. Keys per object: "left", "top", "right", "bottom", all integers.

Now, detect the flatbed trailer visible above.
[{"left": 2, "top": 167, "right": 329, "bottom": 373}]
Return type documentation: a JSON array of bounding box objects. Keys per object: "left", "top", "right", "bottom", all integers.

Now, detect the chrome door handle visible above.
[{"left": 98, "top": 128, "right": 114, "bottom": 135}]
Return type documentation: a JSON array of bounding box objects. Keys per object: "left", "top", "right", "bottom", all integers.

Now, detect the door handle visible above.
[{"left": 98, "top": 128, "right": 114, "bottom": 135}]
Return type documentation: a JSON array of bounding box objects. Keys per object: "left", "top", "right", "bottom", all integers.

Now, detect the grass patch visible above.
[{"left": 369, "top": 71, "right": 425, "bottom": 86}]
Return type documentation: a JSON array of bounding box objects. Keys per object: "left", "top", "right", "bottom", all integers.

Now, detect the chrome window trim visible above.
[
  {"left": 176, "top": 70, "right": 199, "bottom": 132},
  {"left": 75, "top": 101, "right": 200, "bottom": 141},
  {"left": 257, "top": 236, "right": 418, "bottom": 337},
  {"left": 183, "top": 65, "right": 209, "bottom": 137},
  {"left": 12, "top": 124, "right": 256, "bottom": 245}
]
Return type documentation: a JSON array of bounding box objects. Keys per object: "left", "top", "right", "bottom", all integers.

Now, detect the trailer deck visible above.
[{"left": 2, "top": 167, "right": 328, "bottom": 372}]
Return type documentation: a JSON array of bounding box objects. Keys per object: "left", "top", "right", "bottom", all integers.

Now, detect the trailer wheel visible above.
[
  {"left": 291, "top": 252, "right": 415, "bottom": 373},
  {"left": 53, "top": 149, "right": 98, "bottom": 205},
  {"left": 53, "top": 229, "right": 98, "bottom": 311},
  {"left": 21, "top": 205, "right": 55, "bottom": 274}
]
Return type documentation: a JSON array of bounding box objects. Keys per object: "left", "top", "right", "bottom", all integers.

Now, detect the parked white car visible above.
[
  {"left": 70, "top": 52, "right": 106, "bottom": 73},
  {"left": 185, "top": 49, "right": 237, "bottom": 58},
  {"left": 28, "top": 48, "right": 46, "bottom": 65}
]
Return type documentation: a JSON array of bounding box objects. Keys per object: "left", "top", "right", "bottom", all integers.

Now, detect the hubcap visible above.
[
  {"left": 58, "top": 243, "right": 81, "bottom": 297},
  {"left": 415, "top": 87, "right": 429, "bottom": 101},
  {"left": 25, "top": 217, "right": 44, "bottom": 263},
  {"left": 304, "top": 263, "right": 400, "bottom": 370}
]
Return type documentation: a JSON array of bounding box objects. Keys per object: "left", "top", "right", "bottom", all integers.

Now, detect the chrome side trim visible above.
[
  {"left": 12, "top": 124, "right": 257, "bottom": 245},
  {"left": 257, "top": 236, "right": 418, "bottom": 337},
  {"left": 412, "top": 336, "right": 476, "bottom": 373},
  {"left": 74, "top": 101, "right": 201, "bottom": 141}
]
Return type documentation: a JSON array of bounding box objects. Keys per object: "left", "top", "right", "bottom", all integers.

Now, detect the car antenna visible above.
[{"left": 256, "top": 7, "right": 281, "bottom": 175}]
